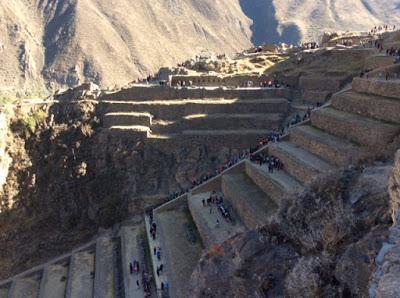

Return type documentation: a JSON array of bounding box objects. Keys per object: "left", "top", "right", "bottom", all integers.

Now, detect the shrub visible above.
[{"left": 21, "top": 110, "right": 47, "bottom": 133}]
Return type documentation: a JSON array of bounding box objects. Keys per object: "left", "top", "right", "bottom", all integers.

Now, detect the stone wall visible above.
[
  {"left": 299, "top": 76, "right": 349, "bottom": 92},
  {"left": 352, "top": 78, "right": 400, "bottom": 99},
  {"left": 366, "top": 64, "right": 400, "bottom": 80},
  {"left": 98, "top": 99, "right": 289, "bottom": 120},
  {"left": 311, "top": 108, "right": 400, "bottom": 155},
  {"left": 364, "top": 56, "right": 395, "bottom": 70},
  {"left": 389, "top": 150, "right": 400, "bottom": 224},
  {"left": 0, "top": 111, "right": 11, "bottom": 192},
  {"left": 146, "top": 133, "right": 271, "bottom": 155},
  {"left": 170, "top": 74, "right": 275, "bottom": 88},
  {"left": 302, "top": 90, "right": 332, "bottom": 104},
  {"left": 100, "top": 85, "right": 290, "bottom": 101}
]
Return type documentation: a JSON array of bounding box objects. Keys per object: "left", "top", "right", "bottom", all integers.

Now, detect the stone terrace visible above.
[
  {"left": 0, "top": 222, "right": 148, "bottom": 298},
  {"left": 97, "top": 86, "right": 290, "bottom": 149},
  {"left": 145, "top": 77, "right": 400, "bottom": 297}
]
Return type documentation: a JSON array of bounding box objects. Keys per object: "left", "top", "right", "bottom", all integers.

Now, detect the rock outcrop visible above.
[
  {"left": 189, "top": 166, "right": 393, "bottom": 297},
  {"left": 373, "top": 151, "right": 400, "bottom": 298}
]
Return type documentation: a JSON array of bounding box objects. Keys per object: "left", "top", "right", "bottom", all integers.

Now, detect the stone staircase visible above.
[
  {"left": 144, "top": 78, "right": 400, "bottom": 297},
  {"left": 299, "top": 75, "right": 352, "bottom": 104},
  {"left": 0, "top": 223, "right": 147, "bottom": 298}
]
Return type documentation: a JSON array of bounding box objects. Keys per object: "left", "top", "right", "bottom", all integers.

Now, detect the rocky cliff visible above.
[
  {"left": 189, "top": 165, "right": 393, "bottom": 297},
  {"left": 371, "top": 151, "right": 400, "bottom": 297},
  {"left": 0, "top": 99, "right": 246, "bottom": 278}
]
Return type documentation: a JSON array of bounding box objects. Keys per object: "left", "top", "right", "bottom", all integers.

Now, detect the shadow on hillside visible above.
[{"left": 239, "top": 0, "right": 301, "bottom": 45}]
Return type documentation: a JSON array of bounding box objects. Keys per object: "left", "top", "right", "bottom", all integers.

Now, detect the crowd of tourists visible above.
[
  {"left": 340, "top": 39, "right": 353, "bottom": 47},
  {"left": 166, "top": 108, "right": 314, "bottom": 203},
  {"left": 250, "top": 153, "right": 283, "bottom": 173},
  {"left": 302, "top": 42, "right": 319, "bottom": 50},
  {"left": 201, "top": 191, "right": 232, "bottom": 222},
  {"left": 146, "top": 211, "right": 169, "bottom": 295},
  {"left": 370, "top": 25, "right": 397, "bottom": 35},
  {"left": 128, "top": 257, "right": 154, "bottom": 297},
  {"left": 259, "top": 80, "right": 283, "bottom": 88}
]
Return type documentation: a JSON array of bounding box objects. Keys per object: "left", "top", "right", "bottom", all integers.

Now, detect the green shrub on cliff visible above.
[{"left": 21, "top": 110, "right": 47, "bottom": 133}]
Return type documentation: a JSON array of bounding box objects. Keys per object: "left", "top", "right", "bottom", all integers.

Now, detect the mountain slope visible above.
[
  {"left": 240, "top": 0, "right": 400, "bottom": 45},
  {"left": 0, "top": 0, "right": 252, "bottom": 96},
  {"left": 0, "top": 0, "right": 399, "bottom": 96}
]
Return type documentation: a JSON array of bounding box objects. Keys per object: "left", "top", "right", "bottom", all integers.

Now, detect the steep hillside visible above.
[
  {"left": 0, "top": 0, "right": 399, "bottom": 96},
  {"left": 240, "top": 0, "right": 400, "bottom": 45},
  {"left": 0, "top": 0, "right": 252, "bottom": 96}
]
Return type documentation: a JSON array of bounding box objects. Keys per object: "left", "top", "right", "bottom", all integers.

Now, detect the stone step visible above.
[
  {"left": 245, "top": 160, "right": 304, "bottom": 202},
  {"left": 0, "top": 287, "right": 8, "bottom": 298},
  {"left": 311, "top": 107, "right": 400, "bottom": 150},
  {"left": 103, "top": 112, "right": 153, "bottom": 128},
  {"left": 302, "top": 90, "right": 331, "bottom": 104},
  {"left": 105, "top": 125, "right": 151, "bottom": 139},
  {"left": 299, "top": 76, "right": 346, "bottom": 92},
  {"left": 38, "top": 262, "right": 69, "bottom": 298},
  {"left": 352, "top": 78, "right": 400, "bottom": 100},
  {"left": 181, "top": 129, "right": 272, "bottom": 136},
  {"left": 8, "top": 274, "right": 41, "bottom": 298},
  {"left": 120, "top": 225, "right": 145, "bottom": 298},
  {"left": 147, "top": 130, "right": 272, "bottom": 154},
  {"left": 290, "top": 125, "right": 371, "bottom": 167},
  {"left": 65, "top": 250, "right": 95, "bottom": 298},
  {"left": 101, "top": 85, "right": 286, "bottom": 102},
  {"left": 145, "top": 214, "right": 167, "bottom": 295},
  {"left": 332, "top": 91, "right": 400, "bottom": 124},
  {"left": 364, "top": 55, "right": 395, "bottom": 69},
  {"left": 151, "top": 113, "right": 283, "bottom": 133},
  {"left": 221, "top": 174, "right": 278, "bottom": 229},
  {"left": 153, "top": 208, "right": 203, "bottom": 298},
  {"left": 268, "top": 141, "right": 334, "bottom": 185},
  {"left": 94, "top": 234, "right": 116, "bottom": 298},
  {"left": 99, "top": 98, "right": 289, "bottom": 119},
  {"left": 188, "top": 192, "right": 246, "bottom": 247}
]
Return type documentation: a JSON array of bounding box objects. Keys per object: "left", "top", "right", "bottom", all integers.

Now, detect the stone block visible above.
[
  {"left": 65, "top": 250, "right": 95, "bottom": 298},
  {"left": 100, "top": 98, "right": 288, "bottom": 120},
  {"left": 8, "top": 274, "right": 41, "bottom": 298},
  {"left": 39, "top": 263, "right": 69, "bottom": 298},
  {"left": 332, "top": 91, "right": 400, "bottom": 124},
  {"left": 245, "top": 161, "right": 304, "bottom": 202},
  {"left": 188, "top": 193, "right": 245, "bottom": 247},
  {"left": 363, "top": 55, "right": 395, "bottom": 69},
  {"left": 154, "top": 209, "right": 203, "bottom": 298},
  {"left": 302, "top": 90, "right": 331, "bottom": 104},
  {"left": 106, "top": 126, "right": 150, "bottom": 139},
  {"left": 103, "top": 112, "right": 152, "bottom": 128},
  {"left": 152, "top": 113, "right": 283, "bottom": 134},
  {"left": 94, "top": 235, "right": 115, "bottom": 298},
  {"left": 268, "top": 142, "right": 334, "bottom": 185},
  {"left": 221, "top": 174, "right": 277, "bottom": 229},
  {"left": 352, "top": 78, "right": 400, "bottom": 100},
  {"left": 311, "top": 107, "right": 400, "bottom": 152},
  {"left": 101, "top": 85, "right": 287, "bottom": 101},
  {"left": 290, "top": 125, "right": 371, "bottom": 167},
  {"left": 299, "top": 76, "right": 346, "bottom": 92}
]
